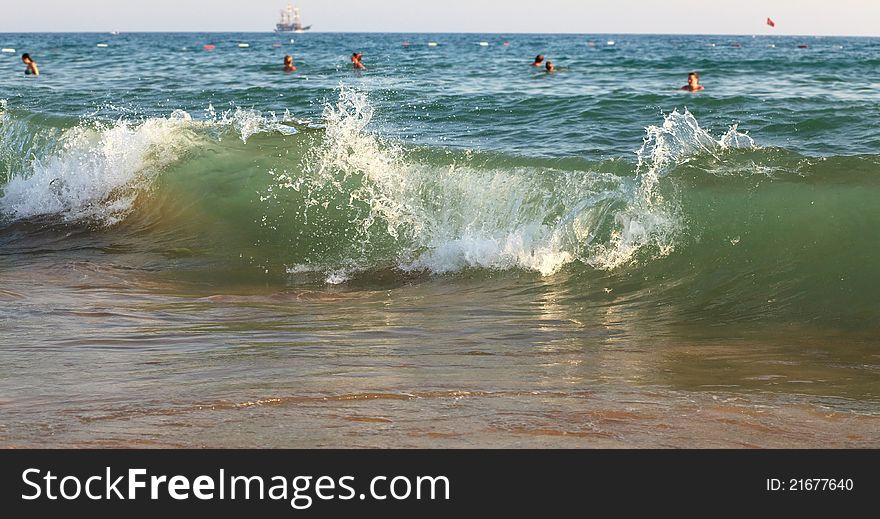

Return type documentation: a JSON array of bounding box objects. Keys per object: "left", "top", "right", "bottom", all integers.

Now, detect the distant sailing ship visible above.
[{"left": 275, "top": 4, "right": 311, "bottom": 33}]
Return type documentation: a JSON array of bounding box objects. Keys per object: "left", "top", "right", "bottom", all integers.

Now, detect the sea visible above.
[{"left": 1, "top": 32, "right": 878, "bottom": 447}]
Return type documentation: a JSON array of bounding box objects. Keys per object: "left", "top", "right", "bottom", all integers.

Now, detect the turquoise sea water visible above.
[{"left": 0, "top": 33, "right": 878, "bottom": 447}]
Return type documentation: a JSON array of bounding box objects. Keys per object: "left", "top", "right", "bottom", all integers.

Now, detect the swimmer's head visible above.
[
  {"left": 21, "top": 53, "right": 32, "bottom": 64},
  {"left": 534, "top": 54, "right": 544, "bottom": 63},
  {"left": 284, "top": 55, "right": 293, "bottom": 65},
  {"left": 688, "top": 72, "right": 700, "bottom": 87}
]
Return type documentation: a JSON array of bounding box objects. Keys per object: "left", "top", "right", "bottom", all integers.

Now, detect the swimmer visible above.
[
  {"left": 681, "top": 72, "right": 704, "bottom": 92},
  {"left": 532, "top": 54, "right": 545, "bottom": 67},
  {"left": 545, "top": 60, "right": 555, "bottom": 73},
  {"left": 283, "top": 55, "right": 297, "bottom": 72},
  {"left": 22, "top": 53, "right": 39, "bottom": 76},
  {"left": 352, "top": 52, "right": 366, "bottom": 70}
]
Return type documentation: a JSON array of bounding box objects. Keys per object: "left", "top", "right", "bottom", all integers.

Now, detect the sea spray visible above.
[
  {"left": 0, "top": 111, "right": 200, "bottom": 225},
  {"left": 280, "top": 87, "right": 600, "bottom": 277},
  {"left": 0, "top": 105, "right": 310, "bottom": 226},
  {"left": 271, "top": 90, "right": 759, "bottom": 279},
  {"left": 2, "top": 92, "right": 764, "bottom": 282},
  {"left": 585, "top": 109, "right": 756, "bottom": 269}
]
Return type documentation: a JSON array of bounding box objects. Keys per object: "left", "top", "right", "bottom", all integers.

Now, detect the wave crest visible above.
[
  {"left": 2, "top": 94, "right": 761, "bottom": 280},
  {"left": 586, "top": 109, "right": 755, "bottom": 269},
  {"left": 0, "top": 111, "right": 199, "bottom": 225},
  {"left": 0, "top": 104, "right": 305, "bottom": 225},
  {"left": 269, "top": 92, "right": 756, "bottom": 278}
]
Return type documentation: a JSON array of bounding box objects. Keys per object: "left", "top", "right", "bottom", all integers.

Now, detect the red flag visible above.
[{"left": 767, "top": 17, "right": 776, "bottom": 28}]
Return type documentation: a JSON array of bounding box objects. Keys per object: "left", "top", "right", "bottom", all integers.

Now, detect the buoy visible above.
[
  {"left": 428, "top": 42, "right": 438, "bottom": 47},
  {"left": 797, "top": 44, "right": 808, "bottom": 49},
  {"left": 96, "top": 43, "right": 109, "bottom": 48},
  {"left": 606, "top": 40, "right": 615, "bottom": 46},
  {"left": 271, "top": 43, "right": 282, "bottom": 47},
  {"left": 478, "top": 41, "right": 489, "bottom": 46},
  {"left": 402, "top": 42, "right": 411, "bottom": 47},
  {"left": 767, "top": 44, "right": 775, "bottom": 48},
  {"left": 503, "top": 42, "right": 510, "bottom": 46},
  {"left": 238, "top": 43, "right": 250, "bottom": 48},
  {"left": 203, "top": 44, "right": 216, "bottom": 51},
  {"left": 586, "top": 42, "right": 595, "bottom": 47},
  {"left": 1, "top": 48, "right": 15, "bottom": 53}
]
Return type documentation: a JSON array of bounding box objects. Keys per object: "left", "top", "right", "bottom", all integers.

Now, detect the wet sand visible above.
[{"left": 1, "top": 262, "right": 877, "bottom": 449}]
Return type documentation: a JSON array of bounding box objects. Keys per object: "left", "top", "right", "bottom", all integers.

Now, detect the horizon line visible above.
[{"left": 0, "top": 30, "right": 877, "bottom": 38}]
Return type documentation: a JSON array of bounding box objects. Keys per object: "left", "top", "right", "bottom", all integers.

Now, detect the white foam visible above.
[
  {"left": 314, "top": 95, "right": 755, "bottom": 276},
  {"left": 403, "top": 230, "right": 574, "bottom": 276},
  {"left": 324, "top": 270, "right": 350, "bottom": 285},
  {"left": 208, "top": 105, "right": 299, "bottom": 143},
  {"left": 586, "top": 109, "right": 754, "bottom": 270},
  {"left": 0, "top": 101, "right": 310, "bottom": 226},
  {"left": 286, "top": 87, "right": 628, "bottom": 277},
  {"left": 0, "top": 111, "right": 199, "bottom": 225}
]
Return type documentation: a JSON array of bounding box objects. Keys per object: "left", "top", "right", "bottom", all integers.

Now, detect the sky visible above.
[{"left": 0, "top": 0, "right": 878, "bottom": 36}]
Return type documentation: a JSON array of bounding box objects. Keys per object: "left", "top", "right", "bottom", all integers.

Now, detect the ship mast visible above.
[{"left": 275, "top": 3, "right": 308, "bottom": 32}]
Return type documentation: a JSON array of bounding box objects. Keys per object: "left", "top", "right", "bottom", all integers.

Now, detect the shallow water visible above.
[{"left": 0, "top": 33, "right": 878, "bottom": 447}]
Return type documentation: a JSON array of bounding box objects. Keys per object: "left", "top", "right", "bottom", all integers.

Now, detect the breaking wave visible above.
[{"left": 8, "top": 85, "right": 876, "bottom": 311}]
